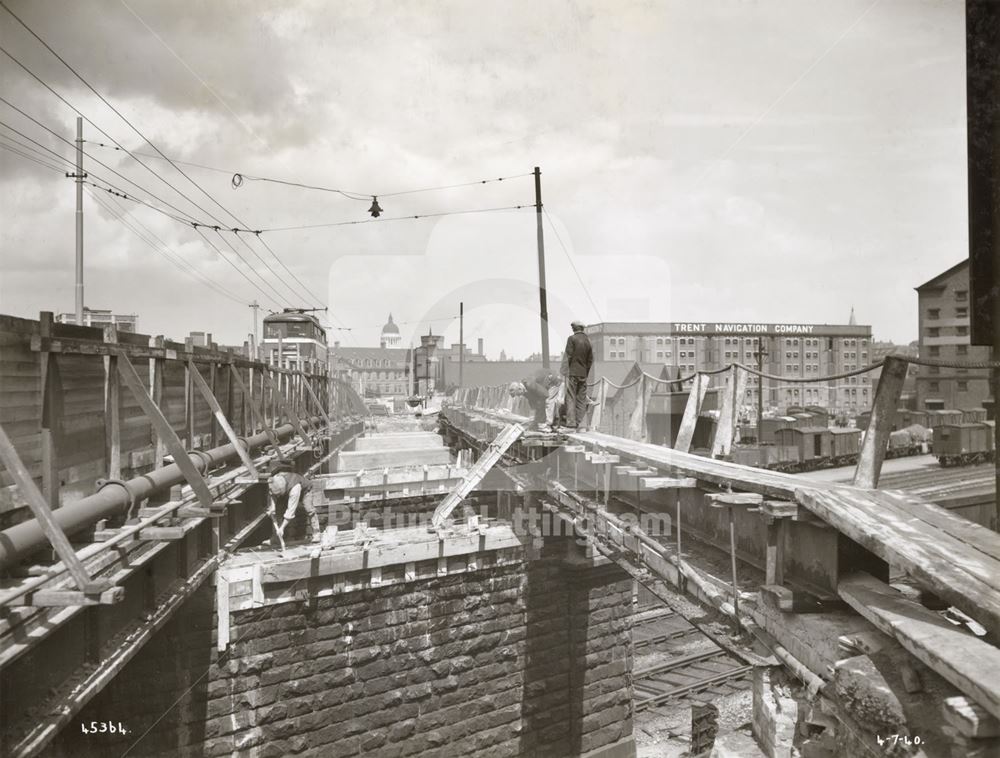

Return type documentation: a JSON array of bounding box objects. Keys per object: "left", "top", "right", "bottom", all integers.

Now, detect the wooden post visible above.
[
  {"left": 675, "top": 373, "right": 708, "bottom": 453},
  {"left": 853, "top": 356, "right": 908, "bottom": 488},
  {"left": 728, "top": 505, "right": 740, "bottom": 632},
  {"left": 300, "top": 371, "right": 333, "bottom": 428},
  {"left": 189, "top": 361, "right": 259, "bottom": 478},
  {"left": 184, "top": 338, "right": 195, "bottom": 448},
  {"left": 104, "top": 326, "right": 121, "bottom": 479},
  {"left": 117, "top": 355, "right": 215, "bottom": 509},
  {"left": 150, "top": 336, "right": 166, "bottom": 469},
  {"left": 711, "top": 365, "right": 747, "bottom": 459},
  {"left": 765, "top": 518, "right": 785, "bottom": 586},
  {"left": 0, "top": 422, "right": 111, "bottom": 595},
  {"left": 209, "top": 360, "right": 219, "bottom": 449},
  {"left": 39, "top": 312, "right": 62, "bottom": 510},
  {"left": 261, "top": 369, "right": 311, "bottom": 445}
]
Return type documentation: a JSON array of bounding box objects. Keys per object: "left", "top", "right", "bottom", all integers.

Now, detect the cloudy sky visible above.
[{"left": 0, "top": 0, "right": 967, "bottom": 358}]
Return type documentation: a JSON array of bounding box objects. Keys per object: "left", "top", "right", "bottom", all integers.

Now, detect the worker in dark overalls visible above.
[
  {"left": 509, "top": 370, "right": 561, "bottom": 430},
  {"left": 268, "top": 471, "right": 321, "bottom": 543}
]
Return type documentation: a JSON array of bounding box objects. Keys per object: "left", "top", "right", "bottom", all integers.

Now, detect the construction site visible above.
[{"left": 3, "top": 1, "right": 1000, "bottom": 757}]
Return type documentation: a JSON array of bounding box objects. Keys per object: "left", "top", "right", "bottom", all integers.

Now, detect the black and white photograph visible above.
[{"left": 1, "top": 0, "right": 999, "bottom": 756}]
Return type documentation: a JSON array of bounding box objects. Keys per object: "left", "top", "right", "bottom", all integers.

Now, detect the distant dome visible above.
[{"left": 381, "top": 314, "right": 400, "bottom": 335}]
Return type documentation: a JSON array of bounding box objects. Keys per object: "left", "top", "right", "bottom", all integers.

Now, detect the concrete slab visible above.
[
  {"left": 354, "top": 434, "right": 444, "bottom": 451},
  {"left": 335, "top": 447, "right": 452, "bottom": 470}
]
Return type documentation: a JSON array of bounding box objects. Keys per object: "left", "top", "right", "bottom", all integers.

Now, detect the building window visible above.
[
  {"left": 927, "top": 327, "right": 940, "bottom": 338},
  {"left": 956, "top": 290, "right": 968, "bottom": 301},
  {"left": 929, "top": 381, "right": 939, "bottom": 392},
  {"left": 957, "top": 325, "right": 969, "bottom": 336},
  {"left": 956, "top": 307, "right": 968, "bottom": 319},
  {"left": 929, "top": 346, "right": 940, "bottom": 357},
  {"left": 665, "top": 351, "right": 671, "bottom": 358},
  {"left": 656, "top": 351, "right": 663, "bottom": 358},
  {"left": 929, "top": 366, "right": 939, "bottom": 375},
  {"left": 957, "top": 345, "right": 968, "bottom": 355},
  {"left": 958, "top": 381, "right": 969, "bottom": 391},
  {"left": 928, "top": 309, "right": 940, "bottom": 320}
]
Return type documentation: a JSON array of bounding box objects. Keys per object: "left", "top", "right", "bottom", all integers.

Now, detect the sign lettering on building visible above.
[{"left": 604, "top": 323, "right": 863, "bottom": 337}]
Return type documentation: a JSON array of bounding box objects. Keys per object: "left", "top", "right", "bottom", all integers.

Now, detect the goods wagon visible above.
[{"left": 933, "top": 422, "right": 995, "bottom": 467}]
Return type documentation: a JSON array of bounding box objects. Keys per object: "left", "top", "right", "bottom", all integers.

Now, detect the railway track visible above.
[
  {"left": 632, "top": 609, "right": 701, "bottom": 650},
  {"left": 634, "top": 649, "right": 753, "bottom": 711}
]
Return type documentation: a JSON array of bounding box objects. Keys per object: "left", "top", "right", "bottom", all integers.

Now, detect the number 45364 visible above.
[{"left": 80, "top": 721, "right": 128, "bottom": 735}]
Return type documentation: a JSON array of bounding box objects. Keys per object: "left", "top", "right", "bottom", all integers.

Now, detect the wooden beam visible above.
[
  {"left": 711, "top": 366, "right": 747, "bottom": 458},
  {"left": 838, "top": 571, "right": 1000, "bottom": 721},
  {"left": 640, "top": 477, "right": 698, "bottom": 490},
  {"left": 675, "top": 373, "right": 708, "bottom": 453},
  {"left": 104, "top": 326, "right": 121, "bottom": 479},
  {"left": 300, "top": 371, "right": 333, "bottom": 428},
  {"left": 853, "top": 355, "right": 907, "bottom": 488},
  {"left": 260, "top": 369, "right": 311, "bottom": 445},
  {"left": 229, "top": 364, "right": 263, "bottom": 435},
  {"left": 39, "top": 312, "right": 62, "bottom": 511},
  {"left": 0, "top": 422, "right": 111, "bottom": 594},
  {"left": 117, "top": 354, "right": 215, "bottom": 510},
  {"left": 188, "top": 360, "right": 259, "bottom": 478}
]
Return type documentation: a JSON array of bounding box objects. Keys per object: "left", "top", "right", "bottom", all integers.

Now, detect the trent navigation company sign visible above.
[{"left": 588, "top": 322, "right": 872, "bottom": 337}]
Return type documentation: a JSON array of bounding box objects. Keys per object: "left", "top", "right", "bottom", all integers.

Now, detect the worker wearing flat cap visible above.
[
  {"left": 268, "top": 471, "right": 321, "bottom": 543},
  {"left": 509, "top": 370, "right": 561, "bottom": 430},
  {"left": 561, "top": 319, "right": 594, "bottom": 430}
]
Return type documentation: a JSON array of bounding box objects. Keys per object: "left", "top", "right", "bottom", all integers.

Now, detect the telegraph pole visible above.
[
  {"left": 754, "top": 339, "right": 769, "bottom": 442},
  {"left": 66, "top": 117, "right": 86, "bottom": 325},
  {"left": 534, "top": 167, "right": 550, "bottom": 368},
  {"left": 458, "top": 301, "right": 464, "bottom": 388},
  {"left": 249, "top": 301, "right": 260, "bottom": 359}
]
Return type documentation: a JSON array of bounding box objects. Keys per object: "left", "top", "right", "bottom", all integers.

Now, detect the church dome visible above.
[{"left": 381, "top": 314, "right": 400, "bottom": 335}]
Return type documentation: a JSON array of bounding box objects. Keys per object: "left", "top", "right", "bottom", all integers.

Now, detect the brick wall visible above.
[{"left": 51, "top": 538, "right": 634, "bottom": 758}]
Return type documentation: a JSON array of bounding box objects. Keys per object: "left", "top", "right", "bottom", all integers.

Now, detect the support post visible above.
[
  {"left": 261, "top": 369, "right": 311, "bottom": 445},
  {"left": 299, "top": 371, "right": 333, "bottom": 429},
  {"left": 711, "top": 365, "right": 747, "bottom": 458},
  {"left": 117, "top": 354, "right": 215, "bottom": 509},
  {"left": 103, "top": 326, "right": 121, "bottom": 479},
  {"left": 853, "top": 356, "right": 908, "bottom": 488},
  {"left": 189, "top": 360, "right": 259, "bottom": 478},
  {"left": 39, "top": 312, "right": 61, "bottom": 510},
  {"left": 675, "top": 373, "right": 708, "bottom": 453},
  {"left": 73, "top": 116, "right": 85, "bottom": 324},
  {"left": 150, "top": 336, "right": 166, "bottom": 468},
  {"left": 0, "top": 422, "right": 112, "bottom": 596}
]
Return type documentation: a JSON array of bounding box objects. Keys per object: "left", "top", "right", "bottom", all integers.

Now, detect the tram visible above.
[{"left": 261, "top": 308, "right": 328, "bottom": 374}]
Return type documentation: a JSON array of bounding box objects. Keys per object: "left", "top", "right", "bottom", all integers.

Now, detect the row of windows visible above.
[
  {"left": 927, "top": 307, "right": 969, "bottom": 320},
  {"left": 928, "top": 345, "right": 969, "bottom": 356},
  {"left": 926, "top": 366, "right": 971, "bottom": 375},
  {"left": 928, "top": 381, "right": 971, "bottom": 392},
  {"left": 927, "top": 326, "right": 969, "bottom": 337}
]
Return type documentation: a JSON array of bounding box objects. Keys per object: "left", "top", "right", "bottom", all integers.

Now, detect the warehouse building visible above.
[{"left": 584, "top": 319, "right": 873, "bottom": 414}]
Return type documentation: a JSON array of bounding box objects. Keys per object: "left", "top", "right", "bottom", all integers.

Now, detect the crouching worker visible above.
[
  {"left": 509, "top": 371, "right": 561, "bottom": 430},
  {"left": 268, "top": 472, "right": 321, "bottom": 544}
]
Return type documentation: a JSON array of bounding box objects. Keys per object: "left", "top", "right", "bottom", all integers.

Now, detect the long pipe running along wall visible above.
[{"left": 0, "top": 417, "right": 330, "bottom": 569}]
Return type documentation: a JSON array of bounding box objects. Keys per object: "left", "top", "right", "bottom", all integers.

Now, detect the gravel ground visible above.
[{"left": 635, "top": 688, "right": 756, "bottom": 758}]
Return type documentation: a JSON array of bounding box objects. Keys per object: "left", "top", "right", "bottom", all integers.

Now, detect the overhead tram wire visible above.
[
  {"left": 207, "top": 228, "right": 292, "bottom": 309},
  {"left": 260, "top": 204, "right": 531, "bottom": 233},
  {"left": 85, "top": 187, "right": 248, "bottom": 306},
  {"left": 0, "top": 140, "right": 66, "bottom": 173},
  {"left": 0, "top": 10, "right": 304, "bottom": 297},
  {"left": 0, "top": 107, "right": 209, "bottom": 226},
  {"left": 191, "top": 227, "right": 283, "bottom": 311},
  {"left": 543, "top": 208, "right": 604, "bottom": 323},
  {"left": 0, "top": 41, "right": 238, "bottom": 230},
  {"left": 0, "top": 34, "right": 298, "bottom": 311},
  {"left": 95, "top": 189, "right": 251, "bottom": 306}
]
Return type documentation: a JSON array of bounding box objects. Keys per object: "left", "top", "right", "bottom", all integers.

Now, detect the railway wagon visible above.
[
  {"left": 960, "top": 407, "right": 988, "bottom": 423},
  {"left": 759, "top": 416, "right": 796, "bottom": 445},
  {"left": 897, "top": 409, "right": 929, "bottom": 429},
  {"left": 933, "top": 422, "right": 995, "bottom": 467},
  {"left": 829, "top": 428, "right": 861, "bottom": 465},
  {"left": 926, "top": 409, "right": 964, "bottom": 428},
  {"left": 774, "top": 426, "right": 832, "bottom": 470},
  {"left": 804, "top": 405, "right": 830, "bottom": 427}
]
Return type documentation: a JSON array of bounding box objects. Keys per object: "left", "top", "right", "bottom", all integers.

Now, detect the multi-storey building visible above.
[
  {"left": 584, "top": 320, "right": 874, "bottom": 413},
  {"left": 56, "top": 307, "right": 138, "bottom": 333},
  {"left": 914, "top": 260, "right": 992, "bottom": 412}
]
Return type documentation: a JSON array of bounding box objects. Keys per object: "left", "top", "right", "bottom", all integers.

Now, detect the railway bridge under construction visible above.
[{"left": 1, "top": 313, "right": 999, "bottom": 758}]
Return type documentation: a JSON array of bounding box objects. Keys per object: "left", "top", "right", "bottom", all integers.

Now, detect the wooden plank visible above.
[
  {"left": 188, "top": 361, "right": 258, "bottom": 478},
  {"left": 853, "top": 355, "right": 907, "bottom": 488},
  {"left": 706, "top": 492, "right": 763, "bottom": 507},
  {"left": 261, "top": 369, "right": 310, "bottom": 445},
  {"left": 640, "top": 477, "right": 698, "bottom": 490},
  {"left": 943, "top": 696, "right": 1000, "bottom": 738},
  {"left": 674, "top": 373, "right": 708, "bottom": 453},
  {"left": 103, "top": 327, "right": 121, "bottom": 480},
  {"left": 711, "top": 366, "right": 747, "bottom": 458},
  {"left": 838, "top": 572, "right": 1000, "bottom": 721}
]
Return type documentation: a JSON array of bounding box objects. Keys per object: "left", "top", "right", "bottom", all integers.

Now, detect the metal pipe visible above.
[{"left": 0, "top": 417, "right": 328, "bottom": 569}]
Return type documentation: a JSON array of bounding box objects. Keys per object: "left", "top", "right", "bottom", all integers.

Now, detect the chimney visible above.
[
  {"left": 477, "top": 338, "right": 484, "bottom": 356},
  {"left": 334, "top": 341, "right": 340, "bottom": 349}
]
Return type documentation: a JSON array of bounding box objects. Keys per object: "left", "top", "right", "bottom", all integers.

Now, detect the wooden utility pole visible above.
[
  {"left": 249, "top": 301, "right": 261, "bottom": 359},
  {"left": 67, "top": 117, "right": 86, "bottom": 325},
  {"left": 459, "top": 301, "right": 464, "bottom": 388},
  {"left": 754, "top": 339, "right": 769, "bottom": 442},
  {"left": 534, "top": 167, "right": 550, "bottom": 369}
]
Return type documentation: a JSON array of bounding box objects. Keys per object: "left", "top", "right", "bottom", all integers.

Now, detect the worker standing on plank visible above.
[
  {"left": 561, "top": 319, "right": 594, "bottom": 431},
  {"left": 509, "top": 370, "right": 561, "bottom": 430},
  {"left": 268, "top": 472, "right": 321, "bottom": 543}
]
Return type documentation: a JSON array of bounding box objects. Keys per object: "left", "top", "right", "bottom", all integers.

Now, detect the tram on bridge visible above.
[{"left": 262, "top": 308, "right": 328, "bottom": 374}]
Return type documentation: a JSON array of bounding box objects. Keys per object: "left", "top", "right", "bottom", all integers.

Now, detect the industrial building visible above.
[
  {"left": 584, "top": 320, "right": 874, "bottom": 414},
  {"left": 914, "top": 260, "right": 993, "bottom": 412}
]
